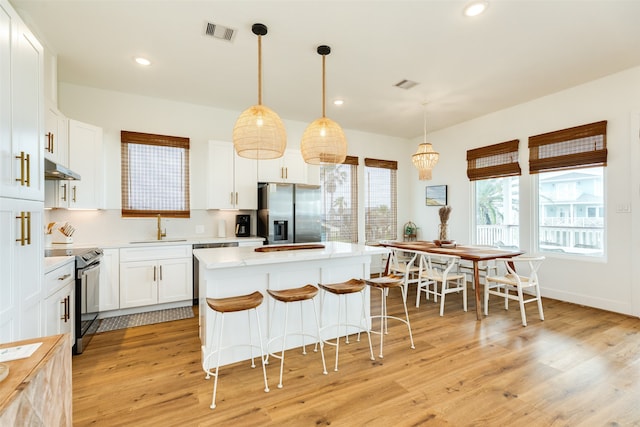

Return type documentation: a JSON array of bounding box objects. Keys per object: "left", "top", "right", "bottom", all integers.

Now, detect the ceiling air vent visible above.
[
  {"left": 394, "top": 79, "right": 419, "bottom": 90},
  {"left": 205, "top": 22, "right": 236, "bottom": 42}
]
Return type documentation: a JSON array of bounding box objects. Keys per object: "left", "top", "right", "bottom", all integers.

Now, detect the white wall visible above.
[
  {"left": 49, "top": 83, "right": 412, "bottom": 245},
  {"left": 409, "top": 66, "right": 640, "bottom": 317}
]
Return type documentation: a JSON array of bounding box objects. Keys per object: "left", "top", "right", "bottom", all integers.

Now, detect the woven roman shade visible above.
[
  {"left": 364, "top": 158, "right": 397, "bottom": 170},
  {"left": 466, "top": 140, "right": 521, "bottom": 181},
  {"left": 321, "top": 155, "right": 359, "bottom": 243},
  {"left": 121, "top": 131, "right": 190, "bottom": 218},
  {"left": 529, "top": 121, "right": 607, "bottom": 174}
]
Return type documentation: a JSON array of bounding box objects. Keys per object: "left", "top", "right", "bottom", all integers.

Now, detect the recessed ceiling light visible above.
[
  {"left": 134, "top": 57, "right": 151, "bottom": 66},
  {"left": 464, "top": 1, "right": 489, "bottom": 17},
  {"left": 333, "top": 99, "right": 344, "bottom": 106}
]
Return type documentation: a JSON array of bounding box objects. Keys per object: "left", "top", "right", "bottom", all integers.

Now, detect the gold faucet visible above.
[{"left": 157, "top": 214, "right": 166, "bottom": 240}]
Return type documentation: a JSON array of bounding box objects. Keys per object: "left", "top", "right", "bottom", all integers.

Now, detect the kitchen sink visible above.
[{"left": 129, "top": 239, "right": 188, "bottom": 244}]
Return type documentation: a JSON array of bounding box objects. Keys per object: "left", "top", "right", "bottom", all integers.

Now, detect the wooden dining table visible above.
[{"left": 380, "top": 241, "right": 524, "bottom": 320}]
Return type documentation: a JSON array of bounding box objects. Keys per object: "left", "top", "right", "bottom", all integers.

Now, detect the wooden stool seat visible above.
[
  {"left": 206, "top": 291, "right": 263, "bottom": 313},
  {"left": 364, "top": 274, "right": 403, "bottom": 290},
  {"left": 318, "top": 278, "right": 366, "bottom": 295},
  {"left": 267, "top": 284, "right": 319, "bottom": 303}
]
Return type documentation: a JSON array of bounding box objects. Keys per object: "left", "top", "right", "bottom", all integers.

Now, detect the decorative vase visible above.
[{"left": 439, "top": 222, "right": 448, "bottom": 241}]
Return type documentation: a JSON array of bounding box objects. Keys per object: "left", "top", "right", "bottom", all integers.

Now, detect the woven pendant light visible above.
[
  {"left": 412, "top": 104, "right": 439, "bottom": 180},
  {"left": 233, "top": 23, "right": 286, "bottom": 160},
  {"left": 301, "top": 45, "right": 347, "bottom": 165}
]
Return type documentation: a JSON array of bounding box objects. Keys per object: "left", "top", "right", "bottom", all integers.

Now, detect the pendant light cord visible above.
[
  {"left": 258, "top": 35, "right": 262, "bottom": 105},
  {"left": 423, "top": 104, "right": 428, "bottom": 143},
  {"left": 322, "top": 54, "right": 326, "bottom": 118}
]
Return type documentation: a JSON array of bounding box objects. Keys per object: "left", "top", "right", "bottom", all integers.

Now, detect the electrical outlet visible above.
[{"left": 195, "top": 225, "right": 205, "bottom": 234}]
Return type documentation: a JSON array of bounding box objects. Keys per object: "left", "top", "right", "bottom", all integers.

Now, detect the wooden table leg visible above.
[{"left": 473, "top": 262, "right": 482, "bottom": 320}]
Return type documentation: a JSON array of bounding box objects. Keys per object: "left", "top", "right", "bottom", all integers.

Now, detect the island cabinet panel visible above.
[{"left": 195, "top": 242, "right": 387, "bottom": 367}]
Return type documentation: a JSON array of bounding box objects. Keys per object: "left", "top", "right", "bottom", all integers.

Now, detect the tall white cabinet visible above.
[
  {"left": 0, "top": 0, "right": 44, "bottom": 343},
  {"left": 207, "top": 140, "right": 257, "bottom": 210},
  {"left": 68, "top": 119, "right": 104, "bottom": 208}
]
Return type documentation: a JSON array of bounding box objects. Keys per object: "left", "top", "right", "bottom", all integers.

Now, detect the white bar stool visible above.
[
  {"left": 318, "top": 278, "right": 375, "bottom": 371},
  {"left": 266, "top": 284, "right": 327, "bottom": 389},
  {"left": 202, "top": 291, "right": 269, "bottom": 409},
  {"left": 365, "top": 274, "right": 415, "bottom": 358}
]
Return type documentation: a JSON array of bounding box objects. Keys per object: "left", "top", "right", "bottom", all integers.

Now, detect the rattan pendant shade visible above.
[
  {"left": 412, "top": 105, "right": 439, "bottom": 180},
  {"left": 301, "top": 45, "right": 347, "bottom": 165},
  {"left": 233, "top": 23, "right": 286, "bottom": 160}
]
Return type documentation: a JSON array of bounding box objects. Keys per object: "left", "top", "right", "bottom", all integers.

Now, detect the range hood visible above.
[{"left": 44, "top": 158, "right": 81, "bottom": 180}]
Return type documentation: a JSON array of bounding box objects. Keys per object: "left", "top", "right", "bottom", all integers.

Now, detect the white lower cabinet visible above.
[
  {"left": 119, "top": 245, "right": 192, "bottom": 309},
  {"left": 99, "top": 248, "right": 119, "bottom": 311},
  {"left": 44, "top": 260, "right": 75, "bottom": 348}
]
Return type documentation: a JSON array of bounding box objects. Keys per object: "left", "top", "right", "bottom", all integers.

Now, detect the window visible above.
[
  {"left": 467, "top": 140, "right": 521, "bottom": 247},
  {"left": 529, "top": 121, "right": 607, "bottom": 257},
  {"left": 320, "top": 156, "right": 358, "bottom": 243},
  {"left": 364, "top": 158, "right": 397, "bottom": 243},
  {"left": 121, "top": 131, "right": 190, "bottom": 217}
]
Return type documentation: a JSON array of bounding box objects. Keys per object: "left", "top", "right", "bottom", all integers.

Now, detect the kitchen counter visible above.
[
  {"left": 194, "top": 241, "right": 386, "bottom": 269},
  {"left": 50, "top": 236, "right": 264, "bottom": 250},
  {"left": 196, "top": 242, "right": 389, "bottom": 367},
  {"left": 44, "top": 256, "right": 74, "bottom": 273}
]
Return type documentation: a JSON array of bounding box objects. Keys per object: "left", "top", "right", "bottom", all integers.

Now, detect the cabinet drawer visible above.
[
  {"left": 45, "top": 261, "right": 75, "bottom": 296},
  {"left": 120, "top": 245, "right": 192, "bottom": 262}
]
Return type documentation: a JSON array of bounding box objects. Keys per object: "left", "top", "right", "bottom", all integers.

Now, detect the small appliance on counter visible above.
[{"left": 235, "top": 214, "right": 250, "bottom": 237}]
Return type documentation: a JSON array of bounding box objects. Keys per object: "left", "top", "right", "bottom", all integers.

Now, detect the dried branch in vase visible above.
[{"left": 439, "top": 205, "right": 452, "bottom": 224}]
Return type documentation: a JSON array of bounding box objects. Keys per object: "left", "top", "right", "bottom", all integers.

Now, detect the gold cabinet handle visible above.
[
  {"left": 61, "top": 296, "right": 69, "bottom": 322},
  {"left": 15, "top": 212, "right": 26, "bottom": 245},
  {"left": 15, "top": 151, "right": 25, "bottom": 185},
  {"left": 14, "top": 212, "right": 30, "bottom": 245},
  {"left": 235, "top": 192, "right": 238, "bottom": 205},
  {"left": 45, "top": 132, "right": 52, "bottom": 153},
  {"left": 61, "top": 183, "right": 68, "bottom": 202},
  {"left": 58, "top": 273, "right": 72, "bottom": 281},
  {"left": 72, "top": 185, "right": 77, "bottom": 203},
  {"left": 159, "top": 265, "right": 163, "bottom": 281},
  {"left": 26, "top": 211, "right": 31, "bottom": 245},
  {"left": 153, "top": 266, "right": 157, "bottom": 282}
]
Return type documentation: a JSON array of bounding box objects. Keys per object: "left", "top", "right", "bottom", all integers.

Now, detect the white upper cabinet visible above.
[
  {"left": 68, "top": 119, "right": 104, "bottom": 209},
  {"left": 257, "top": 149, "right": 308, "bottom": 184},
  {"left": 44, "top": 102, "right": 68, "bottom": 166},
  {"left": 207, "top": 140, "right": 257, "bottom": 210},
  {"left": 0, "top": 1, "right": 44, "bottom": 201}
]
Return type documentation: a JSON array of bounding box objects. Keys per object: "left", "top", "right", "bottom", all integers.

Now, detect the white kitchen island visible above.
[{"left": 193, "top": 242, "right": 388, "bottom": 367}]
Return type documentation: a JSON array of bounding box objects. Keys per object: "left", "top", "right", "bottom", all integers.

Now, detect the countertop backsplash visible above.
[{"left": 44, "top": 209, "right": 256, "bottom": 247}]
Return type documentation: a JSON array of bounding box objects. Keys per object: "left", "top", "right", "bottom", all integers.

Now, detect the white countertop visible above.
[
  {"left": 44, "top": 256, "right": 74, "bottom": 273},
  {"left": 193, "top": 242, "right": 389, "bottom": 269},
  {"left": 45, "top": 236, "right": 264, "bottom": 250}
]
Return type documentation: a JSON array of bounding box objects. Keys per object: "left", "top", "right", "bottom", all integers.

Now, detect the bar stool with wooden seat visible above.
[
  {"left": 365, "top": 274, "right": 415, "bottom": 358},
  {"left": 317, "top": 278, "right": 375, "bottom": 371},
  {"left": 202, "top": 291, "right": 269, "bottom": 409},
  {"left": 266, "top": 284, "right": 327, "bottom": 389}
]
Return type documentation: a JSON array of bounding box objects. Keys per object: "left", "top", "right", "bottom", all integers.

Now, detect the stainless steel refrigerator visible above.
[{"left": 257, "top": 183, "right": 322, "bottom": 244}]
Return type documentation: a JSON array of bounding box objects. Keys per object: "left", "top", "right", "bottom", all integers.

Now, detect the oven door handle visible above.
[{"left": 80, "top": 262, "right": 101, "bottom": 277}]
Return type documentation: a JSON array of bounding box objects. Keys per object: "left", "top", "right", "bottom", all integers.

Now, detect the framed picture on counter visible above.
[{"left": 426, "top": 185, "right": 447, "bottom": 206}]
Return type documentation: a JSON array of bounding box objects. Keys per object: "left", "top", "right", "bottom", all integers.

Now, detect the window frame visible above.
[
  {"left": 121, "top": 130, "right": 191, "bottom": 218},
  {"left": 364, "top": 157, "right": 398, "bottom": 244},
  {"left": 529, "top": 121, "right": 607, "bottom": 259},
  {"left": 320, "top": 155, "right": 359, "bottom": 243}
]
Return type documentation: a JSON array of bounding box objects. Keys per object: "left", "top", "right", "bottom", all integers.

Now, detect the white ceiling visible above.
[{"left": 11, "top": 0, "right": 640, "bottom": 140}]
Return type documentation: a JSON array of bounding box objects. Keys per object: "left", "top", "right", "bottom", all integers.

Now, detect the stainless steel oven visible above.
[{"left": 46, "top": 247, "right": 103, "bottom": 354}]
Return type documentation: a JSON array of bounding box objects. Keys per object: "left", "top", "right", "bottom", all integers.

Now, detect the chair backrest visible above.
[
  {"left": 417, "top": 252, "right": 461, "bottom": 279},
  {"left": 389, "top": 248, "right": 419, "bottom": 272},
  {"left": 497, "top": 256, "right": 545, "bottom": 285}
]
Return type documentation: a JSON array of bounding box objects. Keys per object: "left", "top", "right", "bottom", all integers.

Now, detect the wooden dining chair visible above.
[{"left": 484, "top": 256, "right": 545, "bottom": 326}]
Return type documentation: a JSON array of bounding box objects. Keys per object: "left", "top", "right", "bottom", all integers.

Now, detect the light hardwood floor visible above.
[{"left": 72, "top": 286, "right": 640, "bottom": 426}]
